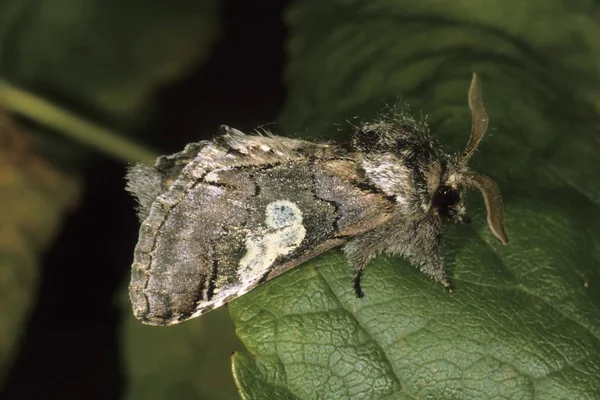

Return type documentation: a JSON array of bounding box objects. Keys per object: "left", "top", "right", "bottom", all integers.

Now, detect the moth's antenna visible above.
[
  {"left": 461, "top": 73, "right": 509, "bottom": 245},
  {"left": 463, "top": 173, "right": 509, "bottom": 244},
  {"left": 462, "top": 72, "right": 489, "bottom": 165}
]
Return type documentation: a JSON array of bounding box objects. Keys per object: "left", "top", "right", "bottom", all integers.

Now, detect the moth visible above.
[{"left": 127, "top": 73, "right": 508, "bottom": 326}]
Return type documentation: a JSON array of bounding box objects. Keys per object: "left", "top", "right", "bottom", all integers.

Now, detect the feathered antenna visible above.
[
  {"left": 462, "top": 73, "right": 509, "bottom": 245},
  {"left": 462, "top": 73, "right": 489, "bottom": 164}
]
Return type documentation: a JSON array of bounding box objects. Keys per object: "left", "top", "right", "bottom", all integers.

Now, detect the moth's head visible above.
[
  {"left": 353, "top": 73, "right": 508, "bottom": 245},
  {"left": 431, "top": 73, "right": 508, "bottom": 245},
  {"left": 430, "top": 160, "right": 467, "bottom": 224}
]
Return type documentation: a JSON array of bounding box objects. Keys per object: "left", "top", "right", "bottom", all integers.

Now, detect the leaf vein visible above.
[{"left": 315, "top": 268, "right": 419, "bottom": 400}]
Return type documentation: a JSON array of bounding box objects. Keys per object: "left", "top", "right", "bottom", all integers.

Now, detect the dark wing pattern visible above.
[{"left": 128, "top": 127, "right": 394, "bottom": 325}]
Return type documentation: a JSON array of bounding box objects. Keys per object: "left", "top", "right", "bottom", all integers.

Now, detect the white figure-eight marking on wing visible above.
[{"left": 239, "top": 200, "right": 307, "bottom": 277}]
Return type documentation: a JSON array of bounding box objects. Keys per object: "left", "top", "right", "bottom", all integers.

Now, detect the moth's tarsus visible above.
[
  {"left": 353, "top": 270, "right": 365, "bottom": 298},
  {"left": 126, "top": 73, "right": 509, "bottom": 325}
]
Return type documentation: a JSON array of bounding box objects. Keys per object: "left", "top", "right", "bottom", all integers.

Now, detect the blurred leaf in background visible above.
[
  {"left": 231, "top": 0, "right": 600, "bottom": 399},
  {"left": 0, "top": 0, "right": 252, "bottom": 399},
  {"left": 123, "top": 303, "right": 243, "bottom": 400},
  {"left": 0, "top": 109, "right": 79, "bottom": 387},
  {"left": 0, "top": 0, "right": 221, "bottom": 123}
]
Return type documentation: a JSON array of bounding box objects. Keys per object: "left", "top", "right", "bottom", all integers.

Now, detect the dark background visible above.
[{"left": 1, "top": 1, "right": 288, "bottom": 398}]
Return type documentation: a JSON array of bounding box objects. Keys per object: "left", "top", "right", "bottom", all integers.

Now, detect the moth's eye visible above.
[{"left": 433, "top": 185, "right": 460, "bottom": 209}]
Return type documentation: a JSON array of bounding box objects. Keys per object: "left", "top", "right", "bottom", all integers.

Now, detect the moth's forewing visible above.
[
  {"left": 129, "top": 74, "right": 510, "bottom": 327},
  {"left": 129, "top": 129, "right": 393, "bottom": 326}
]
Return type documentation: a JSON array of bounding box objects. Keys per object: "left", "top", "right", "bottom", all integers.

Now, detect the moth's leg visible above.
[
  {"left": 384, "top": 216, "right": 454, "bottom": 292},
  {"left": 384, "top": 243, "right": 453, "bottom": 291},
  {"left": 418, "top": 252, "right": 454, "bottom": 292},
  {"left": 408, "top": 224, "right": 454, "bottom": 292},
  {"left": 343, "top": 237, "right": 378, "bottom": 298},
  {"left": 353, "top": 268, "right": 365, "bottom": 298}
]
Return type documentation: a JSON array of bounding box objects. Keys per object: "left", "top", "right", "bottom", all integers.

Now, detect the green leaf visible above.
[
  {"left": 0, "top": 0, "right": 221, "bottom": 123},
  {"left": 230, "top": 1, "right": 600, "bottom": 398},
  {"left": 0, "top": 112, "right": 79, "bottom": 387},
  {"left": 0, "top": 0, "right": 229, "bottom": 395},
  {"left": 123, "top": 307, "right": 244, "bottom": 400}
]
